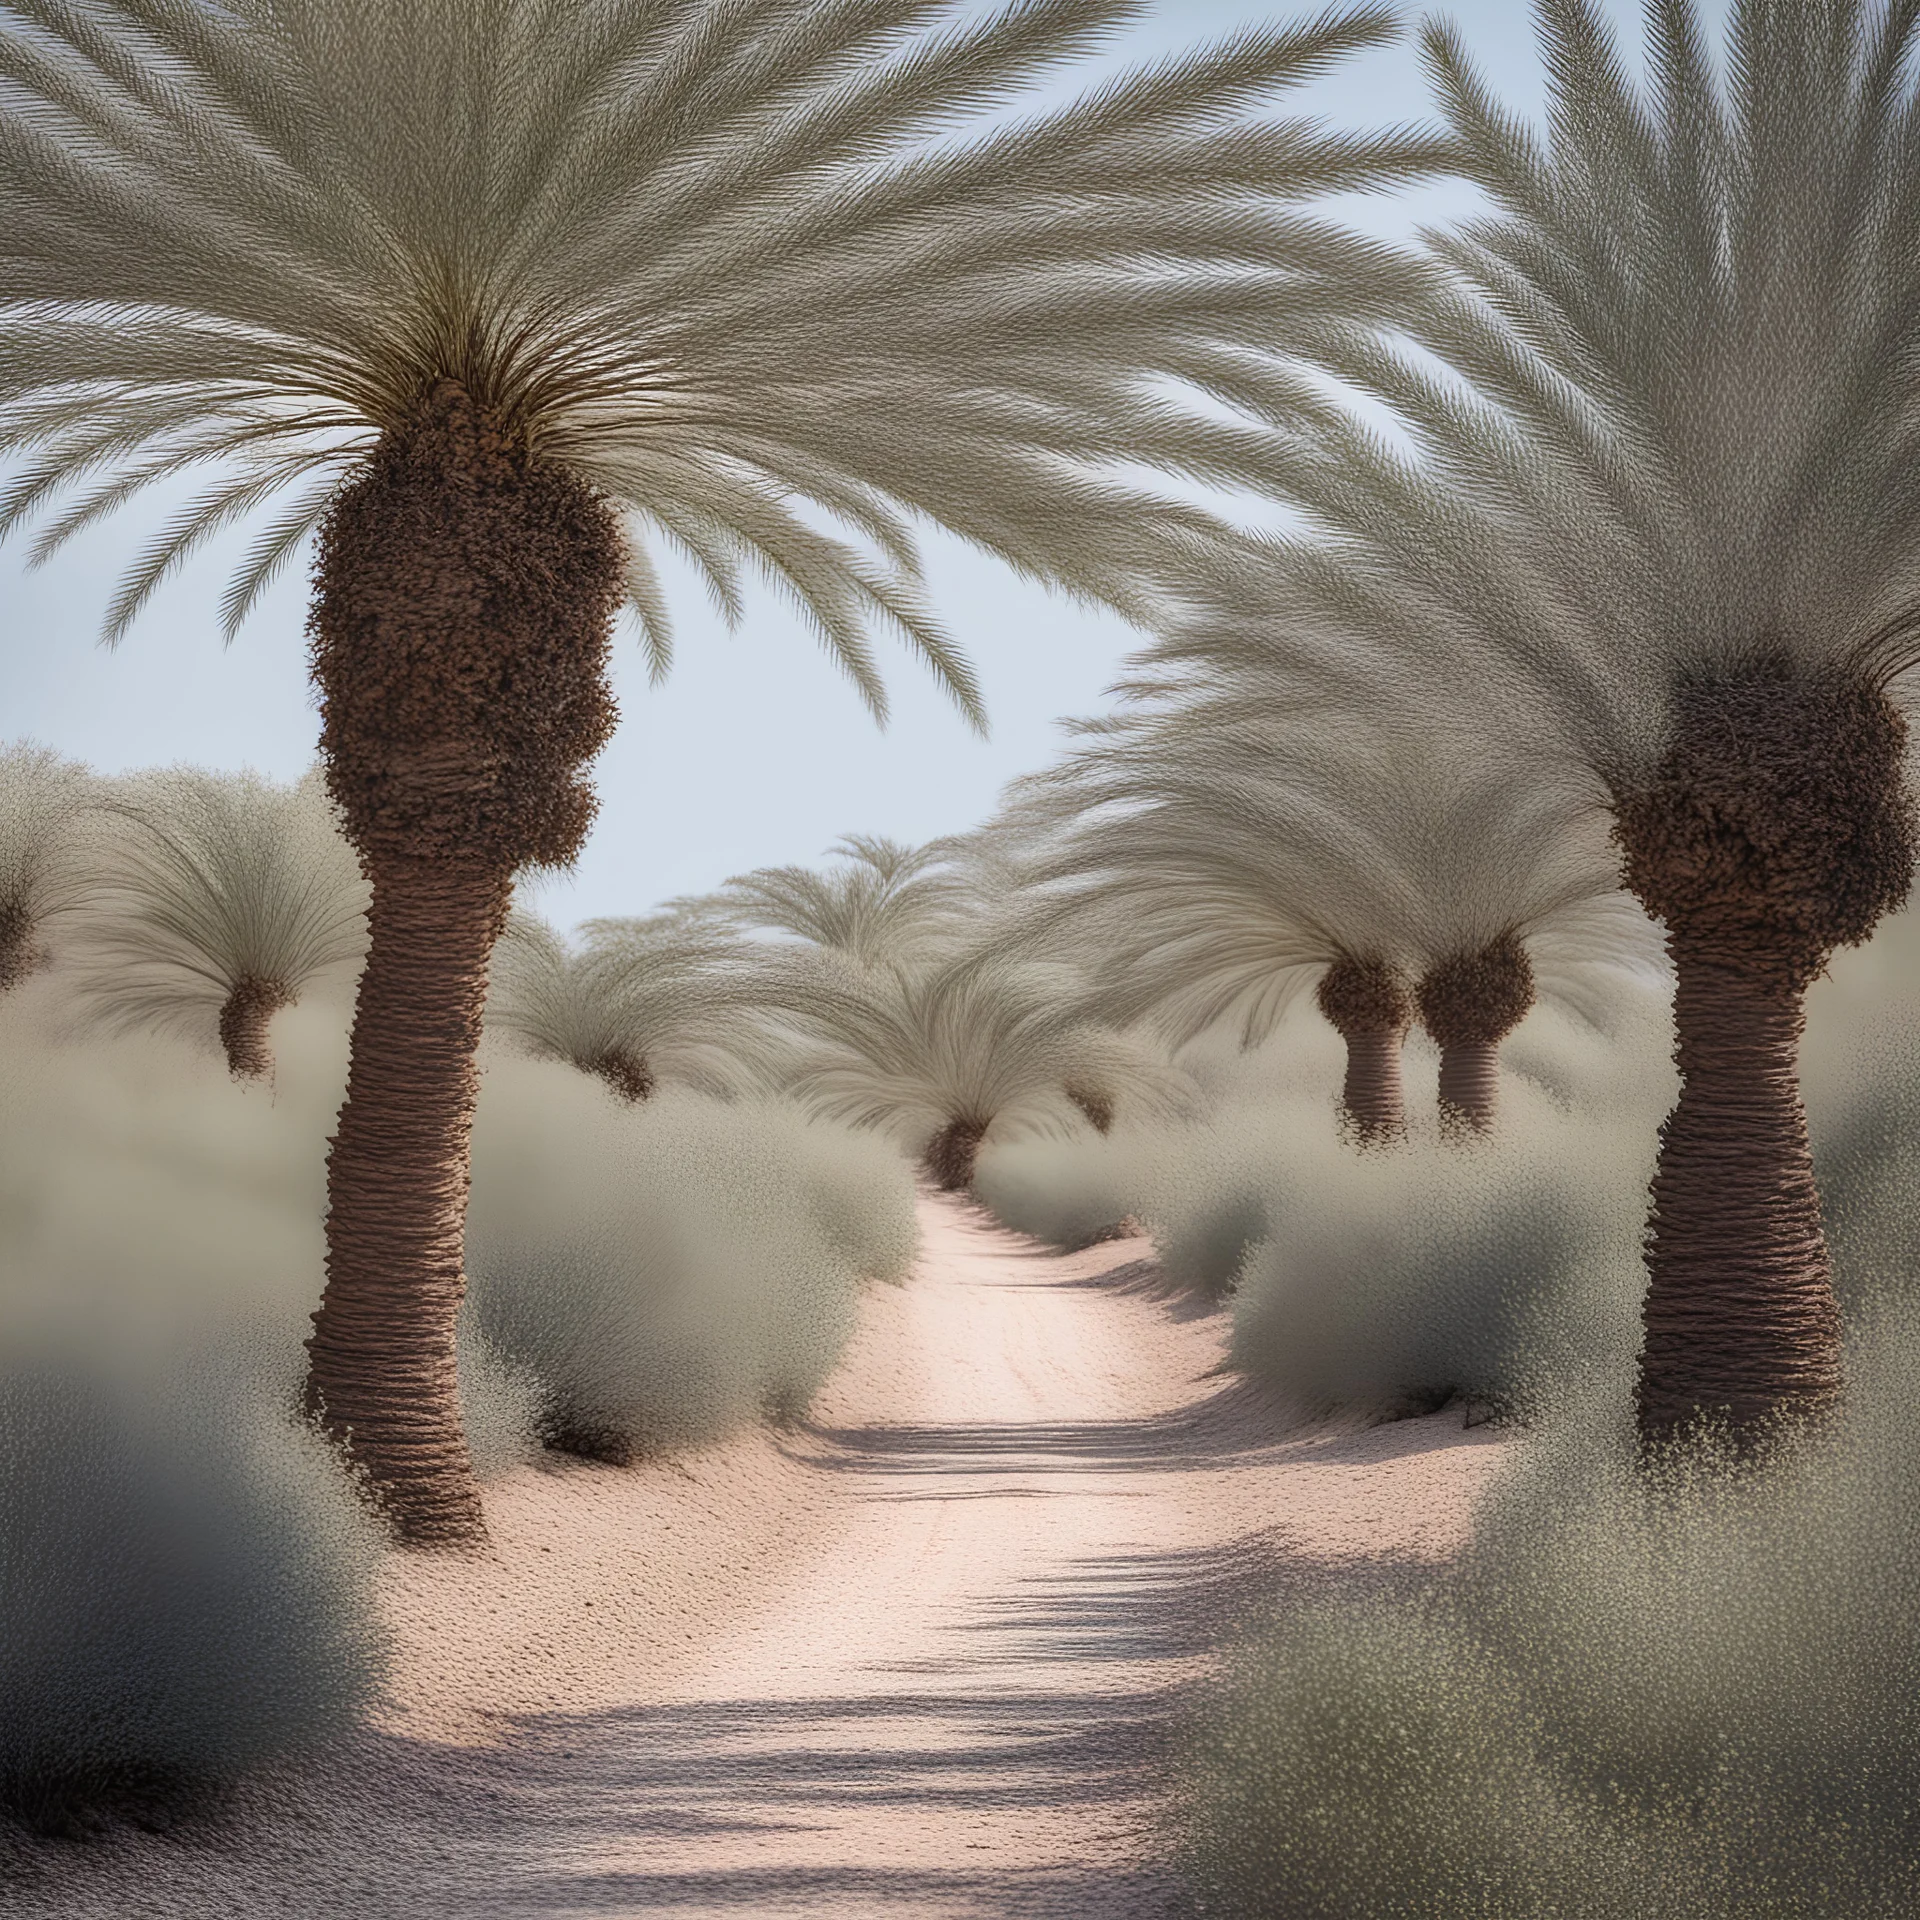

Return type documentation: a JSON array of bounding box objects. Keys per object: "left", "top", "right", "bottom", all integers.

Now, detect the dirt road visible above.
[{"left": 13, "top": 1195, "right": 1499, "bottom": 1918}]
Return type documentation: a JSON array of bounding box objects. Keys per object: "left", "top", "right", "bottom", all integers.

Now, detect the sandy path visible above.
[{"left": 10, "top": 1195, "right": 1501, "bottom": 1918}]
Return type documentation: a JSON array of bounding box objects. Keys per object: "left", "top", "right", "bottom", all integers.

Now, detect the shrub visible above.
[
  {"left": 1181, "top": 1302, "right": 1920, "bottom": 1918},
  {"left": 465, "top": 1058, "right": 908, "bottom": 1457},
  {"left": 0, "top": 1348, "right": 385, "bottom": 1833},
  {"left": 1228, "top": 1092, "right": 1650, "bottom": 1420}
]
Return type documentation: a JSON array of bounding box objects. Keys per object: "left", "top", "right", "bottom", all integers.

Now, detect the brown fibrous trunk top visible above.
[
  {"left": 308, "top": 379, "right": 626, "bottom": 875},
  {"left": 1414, "top": 932, "right": 1535, "bottom": 1050}
]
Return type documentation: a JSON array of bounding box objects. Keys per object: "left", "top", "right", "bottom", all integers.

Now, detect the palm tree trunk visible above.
[
  {"left": 217, "top": 975, "right": 290, "bottom": 1081},
  {"left": 305, "top": 855, "right": 508, "bottom": 1543},
  {"left": 302, "top": 379, "right": 624, "bottom": 1544},
  {"left": 1339, "top": 1028, "right": 1406, "bottom": 1143},
  {"left": 1316, "top": 952, "right": 1411, "bottom": 1146},
  {"left": 1416, "top": 934, "right": 1535, "bottom": 1137},
  {"left": 925, "top": 1115, "right": 989, "bottom": 1190},
  {"left": 1614, "top": 660, "right": 1915, "bottom": 1444},
  {"left": 1435, "top": 1039, "right": 1500, "bottom": 1133},
  {"left": 1636, "top": 957, "right": 1840, "bottom": 1439}
]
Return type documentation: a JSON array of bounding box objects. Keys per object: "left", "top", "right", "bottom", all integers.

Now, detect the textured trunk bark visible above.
[
  {"left": 301, "top": 380, "right": 624, "bottom": 1544},
  {"left": 1416, "top": 933, "right": 1534, "bottom": 1138},
  {"left": 1613, "top": 659, "right": 1915, "bottom": 1445},
  {"left": 306, "top": 856, "right": 506, "bottom": 1544},
  {"left": 217, "top": 975, "right": 291, "bottom": 1081},
  {"left": 1436, "top": 1039, "right": 1500, "bottom": 1133},
  {"left": 1316, "top": 952, "right": 1412, "bottom": 1147},
  {"left": 1339, "top": 1026, "right": 1406, "bottom": 1144},
  {"left": 925, "top": 1115, "right": 989, "bottom": 1191},
  {"left": 1636, "top": 959, "right": 1840, "bottom": 1439}
]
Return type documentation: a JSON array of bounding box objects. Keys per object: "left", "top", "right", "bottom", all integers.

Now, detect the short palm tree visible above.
[
  {"left": 776, "top": 946, "right": 1186, "bottom": 1189},
  {"left": 69, "top": 767, "right": 368, "bottom": 1078},
  {"left": 487, "top": 909, "right": 775, "bottom": 1102},
  {"left": 1008, "top": 646, "right": 1640, "bottom": 1142},
  {"left": 1250, "top": 0, "right": 1920, "bottom": 1437},
  {"left": 0, "top": 1, "right": 1447, "bottom": 1538},
  {"left": 0, "top": 743, "right": 94, "bottom": 991}
]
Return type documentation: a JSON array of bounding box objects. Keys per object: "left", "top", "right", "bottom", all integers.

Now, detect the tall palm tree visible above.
[
  {"left": 0, "top": 743, "right": 94, "bottom": 992},
  {"left": 1246, "top": 0, "right": 1920, "bottom": 1438},
  {"left": 70, "top": 766, "right": 368, "bottom": 1078},
  {"left": 0, "top": 1, "right": 1447, "bottom": 1539}
]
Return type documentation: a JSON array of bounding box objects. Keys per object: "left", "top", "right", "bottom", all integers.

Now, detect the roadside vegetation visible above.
[{"left": 1, "top": 2, "right": 1918, "bottom": 1907}]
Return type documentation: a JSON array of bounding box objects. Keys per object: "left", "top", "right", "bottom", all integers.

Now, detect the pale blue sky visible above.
[{"left": 0, "top": 1, "right": 1643, "bottom": 929}]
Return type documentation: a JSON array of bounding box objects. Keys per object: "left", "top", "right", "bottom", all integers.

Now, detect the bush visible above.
[
  {"left": 465, "top": 1058, "right": 911, "bottom": 1457},
  {"left": 1229, "top": 1093, "right": 1650, "bottom": 1420},
  {"left": 1181, "top": 1303, "right": 1920, "bottom": 1918},
  {"left": 0, "top": 1349, "right": 384, "bottom": 1832}
]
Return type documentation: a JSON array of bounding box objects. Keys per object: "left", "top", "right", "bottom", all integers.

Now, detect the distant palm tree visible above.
[
  {"left": 717, "top": 836, "right": 966, "bottom": 974},
  {"left": 0, "top": 1, "right": 1447, "bottom": 1538},
  {"left": 71, "top": 767, "right": 367, "bottom": 1078},
  {"left": 775, "top": 946, "right": 1186, "bottom": 1190},
  {"left": 487, "top": 909, "right": 775, "bottom": 1103},
  {"left": 1006, "top": 639, "right": 1641, "bottom": 1142},
  {"left": 1248, "top": 0, "right": 1920, "bottom": 1438},
  {"left": 0, "top": 744, "right": 94, "bottom": 992}
]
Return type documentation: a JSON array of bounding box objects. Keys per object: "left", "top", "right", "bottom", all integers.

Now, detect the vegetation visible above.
[
  {"left": 0, "top": 0, "right": 1443, "bottom": 1541},
  {"left": 69, "top": 768, "right": 367, "bottom": 1079},
  {"left": 0, "top": 745, "right": 94, "bottom": 992}
]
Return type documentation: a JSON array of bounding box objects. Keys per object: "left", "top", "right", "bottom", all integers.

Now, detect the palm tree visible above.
[
  {"left": 486, "top": 908, "right": 775, "bottom": 1102},
  {"left": 716, "top": 835, "right": 967, "bottom": 973},
  {"left": 1005, "top": 643, "right": 1640, "bottom": 1142},
  {"left": 0, "top": 1, "right": 1448, "bottom": 1539},
  {"left": 1245, "top": 0, "right": 1920, "bottom": 1438},
  {"left": 69, "top": 767, "right": 367, "bottom": 1078},
  {"left": 0, "top": 744, "right": 94, "bottom": 992},
  {"left": 774, "top": 946, "right": 1187, "bottom": 1190}
]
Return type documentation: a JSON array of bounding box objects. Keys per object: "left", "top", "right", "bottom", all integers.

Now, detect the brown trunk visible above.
[
  {"left": 304, "top": 379, "right": 624, "bottom": 1544},
  {"left": 1315, "top": 953, "right": 1411, "bottom": 1145},
  {"left": 1636, "top": 959, "right": 1839, "bottom": 1436},
  {"left": 1416, "top": 933, "right": 1535, "bottom": 1136},
  {"left": 1436, "top": 1039, "right": 1500, "bottom": 1133},
  {"left": 589, "top": 1047, "right": 654, "bottom": 1104},
  {"left": 305, "top": 856, "right": 508, "bottom": 1543},
  {"left": 1614, "top": 659, "right": 1915, "bottom": 1444},
  {"left": 0, "top": 895, "right": 40, "bottom": 992},
  {"left": 925, "top": 1115, "right": 989, "bottom": 1191},
  {"left": 217, "top": 975, "right": 292, "bottom": 1081}
]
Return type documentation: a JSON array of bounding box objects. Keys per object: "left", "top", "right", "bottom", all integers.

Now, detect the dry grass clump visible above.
[
  {"left": 464, "top": 1056, "right": 914, "bottom": 1459},
  {"left": 1229, "top": 1093, "right": 1652, "bottom": 1421},
  {"left": 0, "top": 743, "right": 94, "bottom": 991},
  {"left": 0, "top": 1351, "right": 386, "bottom": 1837},
  {"left": 1180, "top": 1300, "right": 1920, "bottom": 1917}
]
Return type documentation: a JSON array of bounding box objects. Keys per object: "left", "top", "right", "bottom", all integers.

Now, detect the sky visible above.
[{"left": 0, "top": 0, "right": 1651, "bottom": 930}]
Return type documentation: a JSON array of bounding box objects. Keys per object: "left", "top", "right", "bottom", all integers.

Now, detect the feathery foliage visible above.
[
  {"left": 0, "top": 742, "right": 94, "bottom": 990},
  {"left": 66, "top": 768, "right": 367, "bottom": 1077},
  {"left": 486, "top": 907, "right": 776, "bottom": 1101},
  {"left": 0, "top": 0, "right": 1446, "bottom": 712}
]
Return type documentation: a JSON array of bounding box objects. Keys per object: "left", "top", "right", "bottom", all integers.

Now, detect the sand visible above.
[{"left": 9, "top": 1193, "right": 1503, "bottom": 1917}]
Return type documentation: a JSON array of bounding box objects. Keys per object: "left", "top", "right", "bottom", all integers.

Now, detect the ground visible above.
[{"left": 8, "top": 1194, "right": 1501, "bottom": 1918}]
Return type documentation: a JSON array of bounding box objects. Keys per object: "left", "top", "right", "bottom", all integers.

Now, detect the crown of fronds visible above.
[
  {"left": 67, "top": 766, "right": 368, "bottom": 1043},
  {"left": 768, "top": 944, "right": 1188, "bottom": 1145},
  {"left": 487, "top": 908, "right": 784, "bottom": 1097},
  {"left": 0, "top": 0, "right": 1446, "bottom": 725},
  {"left": 1226, "top": 0, "right": 1920, "bottom": 777}
]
